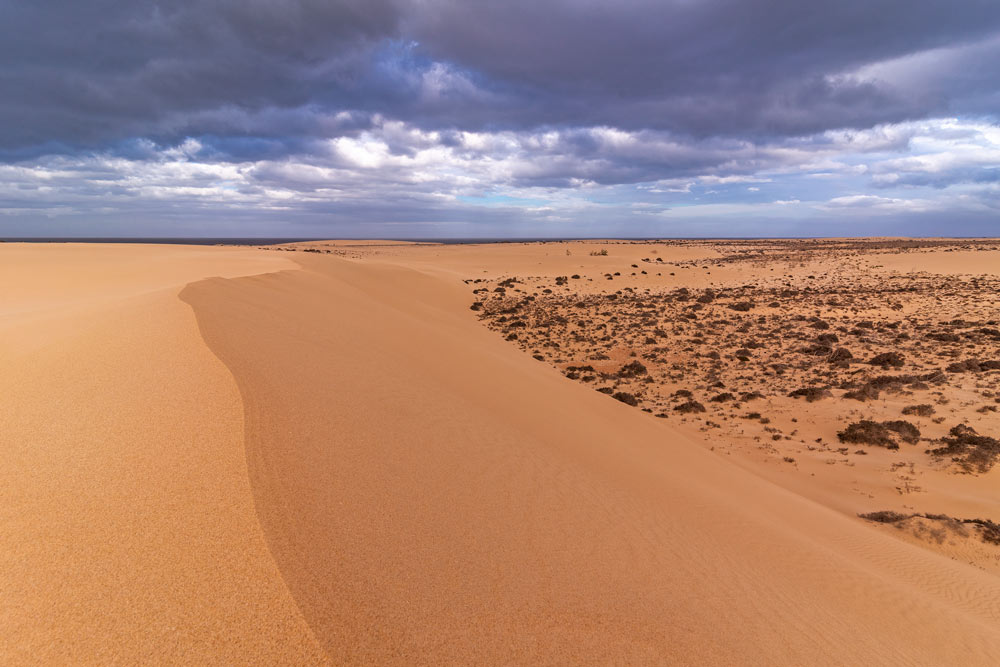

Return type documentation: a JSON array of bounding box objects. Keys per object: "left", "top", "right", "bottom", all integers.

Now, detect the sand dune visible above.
[
  {"left": 182, "top": 252, "right": 1000, "bottom": 664},
  {"left": 0, "top": 244, "right": 324, "bottom": 663},
  {"left": 5, "top": 241, "right": 1000, "bottom": 664}
]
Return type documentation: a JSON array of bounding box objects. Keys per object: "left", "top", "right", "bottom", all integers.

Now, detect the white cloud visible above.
[
  {"left": 821, "top": 194, "right": 939, "bottom": 212},
  {"left": 2, "top": 115, "right": 998, "bottom": 232}
]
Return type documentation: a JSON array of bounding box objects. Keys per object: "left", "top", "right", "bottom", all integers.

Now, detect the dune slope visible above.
[
  {"left": 182, "top": 254, "right": 1000, "bottom": 665},
  {"left": 0, "top": 244, "right": 324, "bottom": 664}
]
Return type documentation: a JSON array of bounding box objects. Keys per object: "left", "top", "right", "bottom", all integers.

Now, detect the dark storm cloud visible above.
[
  {"left": 404, "top": 0, "right": 1000, "bottom": 134},
  {"left": 2, "top": 0, "right": 1000, "bottom": 157},
  {"left": 0, "top": 0, "right": 401, "bottom": 151}
]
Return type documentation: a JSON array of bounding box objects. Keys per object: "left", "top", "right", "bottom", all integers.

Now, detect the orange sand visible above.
[
  {"left": 0, "top": 244, "right": 324, "bottom": 663},
  {"left": 3, "top": 241, "right": 1000, "bottom": 664}
]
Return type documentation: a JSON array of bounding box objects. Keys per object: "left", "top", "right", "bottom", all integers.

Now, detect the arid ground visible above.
[{"left": 3, "top": 238, "right": 1000, "bottom": 664}]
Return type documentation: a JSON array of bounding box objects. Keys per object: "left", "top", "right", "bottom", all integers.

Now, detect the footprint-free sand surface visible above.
[
  {"left": 0, "top": 244, "right": 324, "bottom": 663},
  {"left": 4, "top": 240, "right": 1000, "bottom": 664}
]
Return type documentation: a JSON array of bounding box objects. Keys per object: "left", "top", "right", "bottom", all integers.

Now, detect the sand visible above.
[
  {"left": 0, "top": 244, "right": 324, "bottom": 663},
  {"left": 4, "top": 239, "right": 1000, "bottom": 663}
]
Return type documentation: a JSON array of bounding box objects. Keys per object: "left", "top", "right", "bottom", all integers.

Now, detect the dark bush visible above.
[
  {"left": 859, "top": 511, "right": 908, "bottom": 524},
  {"left": 930, "top": 424, "right": 1000, "bottom": 473},
  {"left": 869, "top": 352, "right": 905, "bottom": 368},
  {"left": 947, "top": 359, "right": 982, "bottom": 373},
  {"left": 788, "top": 387, "right": 831, "bottom": 402},
  {"left": 612, "top": 391, "right": 639, "bottom": 406},
  {"left": 828, "top": 348, "right": 853, "bottom": 363},
  {"left": 838, "top": 421, "right": 897, "bottom": 449},
  {"left": 882, "top": 420, "right": 921, "bottom": 444},
  {"left": 843, "top": 384, "right": 880, "bottom": 401},
  {"left": 617, "top": 360, "right": 648, "bottom": 378}
]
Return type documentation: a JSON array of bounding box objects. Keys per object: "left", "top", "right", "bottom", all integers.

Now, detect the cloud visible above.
[
  {"left": 2, "top": 0, "right": 999, "bottom": 155},
  {"left": 1, "top": 1, "right": 999, "bottom": 235},
  {"left": 821, "top": 194, "right": 941, "bottom": 213}
]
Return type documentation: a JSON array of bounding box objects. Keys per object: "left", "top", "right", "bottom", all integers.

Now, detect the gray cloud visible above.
[
  {"left": 2, "top": 1, "right": 1000, "bottom": 237},
  {"left": 404, "top": 0, "right": 1000, "bottom": 134},
  {"left": 2, "top": 0, "right": 999, "bottom": 157},
  {"left": 0, "top": 0, "right": 400, "bottom": 152}
]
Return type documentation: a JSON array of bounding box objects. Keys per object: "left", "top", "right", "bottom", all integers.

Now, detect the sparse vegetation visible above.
[
  {"left": 470, "top": 238, "right": 1000, "bottom": 515},
  {"left": 674, "top": 400, "right": 706, "bottom": 414},
  {"left": 838, "top": 421, "right": 897, "bottom": 449},
  {"left": 612, "top": 391, "right": 640, "bottom": 406},
  {"left": 869, "top": 352, "right": 905, "bottom": 368},
  {"left": 930, "top": 424, "right": 1000, "bottom": 473},
  {"left": 859, "top": 511, "right": 1000, "bottom": 546}
]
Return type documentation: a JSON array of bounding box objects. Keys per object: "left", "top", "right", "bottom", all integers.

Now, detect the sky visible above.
[{"left": 1, "top": 0, "right": 999, "bottom": 238}]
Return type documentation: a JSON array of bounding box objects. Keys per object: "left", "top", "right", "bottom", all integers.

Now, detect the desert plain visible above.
[{"left": 3, "top": 237, "right": 1000, "bottom": 664}]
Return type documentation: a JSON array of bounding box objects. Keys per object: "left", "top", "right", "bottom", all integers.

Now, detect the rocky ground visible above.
[{"left": 469, "top": 239, "right": 1000, "bottom": 568}]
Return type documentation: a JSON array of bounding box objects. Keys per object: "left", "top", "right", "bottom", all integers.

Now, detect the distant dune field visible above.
[{"left": 3, "top": 240, "right": 1000, "bottom": 664}]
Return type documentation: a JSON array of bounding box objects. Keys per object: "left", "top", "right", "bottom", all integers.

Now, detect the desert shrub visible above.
[
  {"left": 902, "top": 404, "right": 934, "bottom": 417},
  {"left": 882, "top": 420, "right": 921, "bottom": 444},
  {"left": 930, "top": 424, "right": 1000, "bottom": 473},
  {"left": 617, "top": 361, "right": 648, "bottom": 378},
  {"left": 869, "top": 375, "right": 919, "bottom": 391},
  {"left": 674, "top": 400, "right": 706, "bottom": 414},
  {"left": 788, "top": 386, "right": 831, "bottom": 402},
  {"left": 869, "top": 352, "right": 905, "bottom": 368},
  {"left": 589, "top": 248, "right": 609, "bottom": 256},
  {"left": 612, "top": 391, "right": 639, "bottom": 406},
  {"left": 946, "top": 359, "right": 983, "bottom": 373},
  {"left": 859, "top": 511, "right": 908, "bottom": 523},
  {"left": 828, "top": 348, "right": 853, "bottom": 363},
  {"left": 969, "top": 518, "right": 1000, "bottom": 545},
  {"left": 838, "top": 421, "right": 897, "bottom": 449},
  {"left": 861, "top": 511, "right": 1000, "bottom": 545},
  {"left": 843, "top": 385, "right": 880, "bottom": 401}
]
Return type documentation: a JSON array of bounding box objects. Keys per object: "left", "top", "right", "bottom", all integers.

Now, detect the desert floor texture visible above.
[{"left": 3, "top": 238, "right": 1000, "bottom": 664}]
